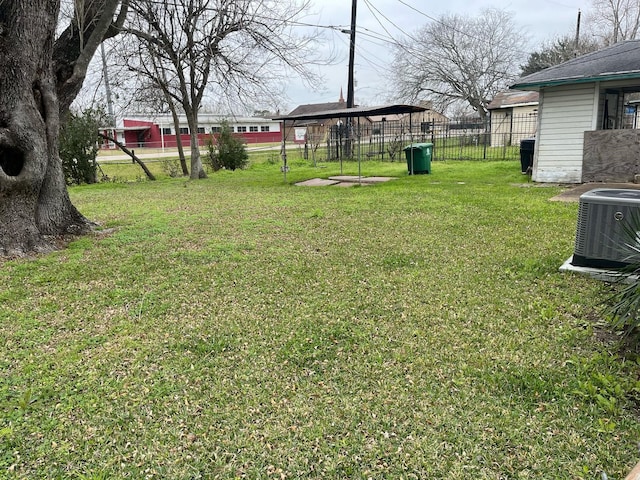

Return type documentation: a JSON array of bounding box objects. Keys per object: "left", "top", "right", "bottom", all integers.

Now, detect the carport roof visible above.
[{"left": 273, "top": 104, "right": 427, "bottom": 121}]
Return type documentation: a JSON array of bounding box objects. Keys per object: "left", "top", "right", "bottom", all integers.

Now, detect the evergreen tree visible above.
[
  {"left": 207, "top": 121, "right": 249, "bottom": 171},
  {"left": 59, "top": 109, "right": 104, "bottom": 185},
  {"left": 520, "top": 36, "right": 600, "bottom": 76}
]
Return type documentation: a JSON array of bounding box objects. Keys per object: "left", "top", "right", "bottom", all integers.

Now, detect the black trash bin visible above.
[{"left": 519, "top": 138, "right": 535, "bottom": 174}]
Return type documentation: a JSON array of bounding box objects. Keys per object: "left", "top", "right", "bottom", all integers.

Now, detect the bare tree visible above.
[
  {"left": 588, "top": 0, "right": 640, "bottom": 44},
  {"left": 0, "top": 0, "right": 126, "bottom": 256},
  {"left": 122, "top": 0, "right": 321, "bottom": 180},
  {"left": 392, "top": 8, "right": 525, "bottom": 120},
  {"left": 139, "top": 72, "right": 191, "bottom": 175}
]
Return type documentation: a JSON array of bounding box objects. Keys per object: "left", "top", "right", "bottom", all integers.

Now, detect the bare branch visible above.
[
  {"left": 391, "top": 8, "right": 525, "bottom": 118},
  {"left": 98, "top": 131, "right": 156, "bottom": 180},
  {"left": 54, "top": 1, "right": 125, "bottom": 117},
  {"left": 587, "top": 0, "right": 640, "bottom": 43},
  {"left": 105, "top": 0, "right": 130, "bottom": 39},
  {"left": 67, "top": 0, "right": 121, "bottom": 86}
]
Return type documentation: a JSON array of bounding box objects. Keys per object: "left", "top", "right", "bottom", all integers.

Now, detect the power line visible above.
[
  {"left": 130, "top": 0, "right": 539, "bottom": 74},
  {"left": 133, "top": 0, "right": 541, "bottom": 60},
  {"left": 332, "top": 27, "right": 393, "bottom": 73},
  {"left": 393, "top": 0, "right": 535, "bottom": 56},
  {"left": 355, "top": 1, "right": 423, "bottom": 59},
  {"left": 396, "top": 0, "right": 437, "bottom": 22},
  {"left": 363, "top": 0, "right": 400, "bottom": 39}
]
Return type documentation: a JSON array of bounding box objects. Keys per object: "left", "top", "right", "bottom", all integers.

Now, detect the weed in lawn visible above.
[
  {"left": 308, "top": 208, "right": 325, "bottom": 219},
  {"left": 16, "top": 388, "right": 36, "bottom": 414}
]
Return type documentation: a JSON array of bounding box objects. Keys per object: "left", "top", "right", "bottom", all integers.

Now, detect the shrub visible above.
[
  {"left": 207, "top": 120, "right": 248, "bottom": 171},
  {"left": 59, "top": 109, "right": 104, "bottom": 185},
  {"left": 162, "top": 158, "right": 181, "bottom": 178},
  {"left": 606, "top": 212, "right": 640, "bottom": 345}
]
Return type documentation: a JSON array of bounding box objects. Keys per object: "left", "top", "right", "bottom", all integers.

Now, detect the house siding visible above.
[
  {"left": 534, "top": 84, "right": 597, "bottom": 183},
  {"left": 489, "top": 105, "right": 538, "bottom": 147}
]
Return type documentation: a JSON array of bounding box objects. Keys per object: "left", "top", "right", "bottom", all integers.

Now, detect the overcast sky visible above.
[{"left": 283, "top": 0, "right": 587, "bottom": 111}]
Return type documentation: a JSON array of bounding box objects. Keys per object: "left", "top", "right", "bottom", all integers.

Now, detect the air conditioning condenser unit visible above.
[{"left": 572, "top": 188, "right": 640, "bottom": 268}]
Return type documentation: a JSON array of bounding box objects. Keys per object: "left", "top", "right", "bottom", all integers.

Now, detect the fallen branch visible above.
[{"left": 98, "top": 132, "right": 156, "bottom": 181}]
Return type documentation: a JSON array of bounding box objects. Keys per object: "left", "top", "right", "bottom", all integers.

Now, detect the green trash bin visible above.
[{"left": 404, "top": 143, "right": 432, "bottom": 174}]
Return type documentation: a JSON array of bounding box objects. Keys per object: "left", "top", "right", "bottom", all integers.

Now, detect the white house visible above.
[
  {"left": 510, "top": 39, "right": 640, "bottom": 183},
  {"left": 487, "top": 90, "right": 539, "bottom": 147}
]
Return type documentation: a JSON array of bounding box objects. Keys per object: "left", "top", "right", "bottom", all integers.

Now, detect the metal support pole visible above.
[
  {"left": 357, "top": 116, "right": 361, "bottom": 182},
  {"left": 381, "top": 119, "right": 385, "bottom": 161},
  {"left": 409, "top": 113, "right": 414, "bottom": 175},
  {"left": 281, "top": 120, "right": 288, "bottom": 182}
]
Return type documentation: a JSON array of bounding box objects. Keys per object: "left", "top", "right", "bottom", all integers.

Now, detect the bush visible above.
[
  {"left": 207, "top": 120, "right": 248, "bottom": 171},
  {"left": 59, "top": 109, "right": 104, "bottom": 185},
  {"left": 606, "top": 212, "right": 640, "bottom": 345},
  {"left": 162, "top": 158, "right": 181, "bottom": 178}
]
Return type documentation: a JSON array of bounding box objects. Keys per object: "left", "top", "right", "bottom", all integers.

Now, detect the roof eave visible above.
[
  {"left": 511, "top": 72, "right": 640, "bottom": 91},
  {"left": 488, "top": 101, "right": 539, "bottom": 110}
]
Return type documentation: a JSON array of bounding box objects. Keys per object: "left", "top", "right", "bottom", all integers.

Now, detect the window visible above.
[
  {"left": 179, "top": 127, "right": 189, "bottom": 134},
  {"left": 211, "top": 126, "right": 221, "bottom": 133},
  {"left": 236, "top": 126, "right": 247, "bottom": 133},
  {"left": 162, "top": 127, "right": 172, "bottom": 135},
  {"left": 249, "top": 126, "right": 258, "bottom": 132},
  {"left": 197, "top": 127, "right": 205, "bottom": 134},
  {"left": 261, "top": 126, "right": 270, "bottom": 132}
]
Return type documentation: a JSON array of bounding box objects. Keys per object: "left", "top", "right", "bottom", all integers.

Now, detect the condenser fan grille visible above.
[{"left": 572, "top": 188, "right": 640, "bottom": 268}]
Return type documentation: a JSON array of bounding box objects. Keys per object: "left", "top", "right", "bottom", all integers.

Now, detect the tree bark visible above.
[
  {"left": 185, "top": 109, "right": 206, "bottom": 180},
  {"left": 0, "top": 0, "right": 122, "bottom": 256},
  {"left": 0, "top": 1, "right": 63, "bottom": 255},
  {"left": 168, "top": 103, "right": 189, "bottom": 176}
]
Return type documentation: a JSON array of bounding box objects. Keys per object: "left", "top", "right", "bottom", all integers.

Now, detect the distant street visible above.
[{"left": 97, "top": 143, "right": 285, "bottom": 163}]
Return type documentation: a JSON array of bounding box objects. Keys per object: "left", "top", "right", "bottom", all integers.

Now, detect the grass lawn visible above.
[{"left": 1, "top": 157, "right": 639, "bottom": 479}]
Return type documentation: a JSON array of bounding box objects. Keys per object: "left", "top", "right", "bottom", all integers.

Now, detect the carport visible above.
[{"left": 273, "top": 104, "right": 428, "bottom": 181}]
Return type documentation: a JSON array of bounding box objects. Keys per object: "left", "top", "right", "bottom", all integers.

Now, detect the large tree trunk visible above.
[
  {"left": 0, "top": 0, "right": 122, "bottom": 256},
  {"left": 0, "top": 0, "right": 76, "bottom": 255}
]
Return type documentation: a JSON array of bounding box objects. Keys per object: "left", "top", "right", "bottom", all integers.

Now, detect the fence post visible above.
[{"left": 483, "top": 118, "right": 489, "bottom": 160}]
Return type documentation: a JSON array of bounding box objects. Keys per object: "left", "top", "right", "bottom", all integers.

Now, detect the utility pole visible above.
[
  {"left": 574, "top": 9, "right": 581, "bottom": 57},
  {"left": 347, "top": 0, "right": 357, "bottom": 109},
  {"left": 342, "top": 0, "right": 357, "bottom": 159},
  {"left": 101, "top": 43, "right": 116, "bottom": 146}
]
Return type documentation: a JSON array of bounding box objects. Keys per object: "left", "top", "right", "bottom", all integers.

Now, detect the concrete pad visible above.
[
  {"left": 360, "top": 176, "right": 396, "bottom": 183},
  {"left": 328, "top": 175, "right": 364, "bottom": 182},
  {"left": 551, "top": 182, "right": 640, "bottom": 202},
  {"left": 295, "top": 178, "right": 340, "bottom": 186},
  {"left": 327, "top": 175, "right": 395, "bottom": 184},
  {"left": 296, "top": 176, "right": 396, "bottom": 187},
  {"left": 559, "top": 256, "right": 631, "bottom": 283}
]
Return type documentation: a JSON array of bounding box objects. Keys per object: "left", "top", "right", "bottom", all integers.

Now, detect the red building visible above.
[{"left": 113, "top": 114, "right": 281, "bottom": 149}]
